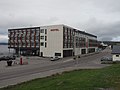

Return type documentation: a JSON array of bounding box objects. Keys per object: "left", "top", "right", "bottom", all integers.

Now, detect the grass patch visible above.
[{"left": 1, "top": 64, "right": 120, "bottom": 90}]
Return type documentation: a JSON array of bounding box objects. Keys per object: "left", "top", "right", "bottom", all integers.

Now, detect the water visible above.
[{"left": 0, "top": 45, "right": 14, "bottom": 56}]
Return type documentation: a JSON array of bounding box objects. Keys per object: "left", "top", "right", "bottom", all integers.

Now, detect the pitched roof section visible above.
[{"left": 112, "top": 45, "right": 120, "bottom": 54}]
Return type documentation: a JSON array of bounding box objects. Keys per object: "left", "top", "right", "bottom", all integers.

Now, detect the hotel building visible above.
[{"left": 8, "top": 24, "right": 98, "bottom": 58}]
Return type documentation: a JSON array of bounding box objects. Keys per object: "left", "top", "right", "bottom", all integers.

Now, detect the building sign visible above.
[{"left": 50, "top": 29, "right": 59, "bottom": 31}]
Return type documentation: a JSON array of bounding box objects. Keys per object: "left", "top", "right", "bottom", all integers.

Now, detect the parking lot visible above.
[{"left": 0, "top": 47, "right": 112, "bottom": 71}]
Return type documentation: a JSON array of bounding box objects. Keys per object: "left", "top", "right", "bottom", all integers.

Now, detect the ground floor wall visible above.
[
  {"left": 74, "top": 47, "right": 98, "bottom": 56},
  {"left": 40, "top": 49, "right": 63, "bottom": 58},
  {"left": 40, "top": 47, "right": 98, "bottom": 58},
  {"left": 113, "top": 54, "right": 120, "bottom": 61},
  {"left": 12, "top": 47, "right": 98, "bottom": 58},
  {"left": 14, "top": 47, "right": 40, "bottom": 56}
]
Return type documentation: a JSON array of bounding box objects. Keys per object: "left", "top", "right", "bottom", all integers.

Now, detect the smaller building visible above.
[{"left": 111, "top": 45, "right": 120, "bottom": 61}]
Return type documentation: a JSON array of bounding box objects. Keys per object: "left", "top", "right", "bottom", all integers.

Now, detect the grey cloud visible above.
[
  {"left": 93, "top": 0, "right": 120, "bottom": 13},
  {"left": 0, "top": 0, "right": 120, "bottom": 42},
  {"left": 84, "top": 20, "right": 120, "bottom": 41}
]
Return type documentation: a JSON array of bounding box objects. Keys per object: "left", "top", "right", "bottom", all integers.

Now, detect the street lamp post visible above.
[{"left": 73, "top": 32, "right": 79, "bottom": 67}]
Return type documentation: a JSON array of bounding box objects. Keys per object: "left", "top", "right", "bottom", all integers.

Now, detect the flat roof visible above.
[
  {"left": 112, "top": 45, "right": 120, "bottom": 54},
  {"left": 8, "top": 24, "right": 97, "bottom": 38},
  {"left": 8, "top": 27, "right": 40, "bottom": 31},
  {"left": 63, "top": 24, "right": 97, "bottom": 38}
]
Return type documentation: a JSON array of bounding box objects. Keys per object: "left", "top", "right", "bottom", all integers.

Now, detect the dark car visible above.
[
  {"left": 0, "top": 55, "right": 16, "bottom": 61},
  {"left": 101, "top": 56, "right": 113, "bottom": 64},
  {"left": 101, "top": 56, "right": 112, "bottom": 61},
  {"left": 0, "top": 56, "right": 10, "bottom": 61}
]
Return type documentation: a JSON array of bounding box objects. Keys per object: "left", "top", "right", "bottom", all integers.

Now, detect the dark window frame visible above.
[
  {"left": 40, "top": 29, "right": 44, "bottom": 33},
  {"left": 45, "top": 29, "right": 47, "bottom": 34},
  {"left": 45, "top": 42, "right": 47, "bottom": 48},
  {"left": 40, "top": 42, "right": 44, "bottom": 46},
  {"left": 45, "top": 36, "right": 47, "bottom": 41},
  {"left": 116, "top": 55, "right": 119, "bottom": 57}
]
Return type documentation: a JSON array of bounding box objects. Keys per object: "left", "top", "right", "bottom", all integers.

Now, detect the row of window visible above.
[
  {"left": 9, "top": 43, "right": 39, "bottom": 47},
  {"left": 40, "top": 36, "right": 47, "bottom": 41},
  {"left": 89, "top": 39, "right": 98, "bottom": 47},
  {"left": 40, "top": 29, "right": 47, "bottom": 34},
  {"left": 63, "top": 27, "right": 74, "bottom": 48},
  {"left": 10, "top": 36, "right": 39, "bottom": 40},
  {"left": 9, "top": 29, "right": 40, "bottom": 35}
]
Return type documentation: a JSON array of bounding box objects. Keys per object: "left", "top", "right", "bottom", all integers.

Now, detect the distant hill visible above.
[{"left": 0, "top": 43, "right": 8, "bottom": 45}]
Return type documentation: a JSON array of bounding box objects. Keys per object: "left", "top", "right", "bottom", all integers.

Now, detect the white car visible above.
[{"left": 50, "top": 56, "right": 60, "bottom": 61}]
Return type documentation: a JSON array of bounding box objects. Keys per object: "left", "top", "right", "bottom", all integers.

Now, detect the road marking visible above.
[{"left": 63, "top": 59, "right": 73, "bottom": 63}]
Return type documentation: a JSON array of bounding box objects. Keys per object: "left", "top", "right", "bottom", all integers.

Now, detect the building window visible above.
[
  {"left": 40, "top": 36, "right": 44, "bottom": 40},
  {"left": 36, "top": 36, "right": 39, "bottom": 40},
  {"left": 45, "top": 36, "right": 47, "bottom": 41},
  {"left": 40, "top": 42, "right": 44, "bottom": 46},
  {"left": 45, "top": 42, "right": 47, "bottom": 48},
  {"left": 40, "top": 29, "right": 44, "bottom": 33},
  {"left": 45, "top": 29, "right": 47, "bottom": 34},
  {"left": 36, "top": 42, "right": 39, "bottom": 46},
  {"left": 116, "top": 55, "right": 119, "bottom": 57},
  {"left": 31, "top": 30, "right": 34, "bottom": 34},
  {"left": 31, "top": 43, "right": 34, "bottom": 46}
]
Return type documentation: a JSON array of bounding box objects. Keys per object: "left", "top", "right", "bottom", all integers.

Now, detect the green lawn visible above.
[{"left": 1, "top": 64, "right": 120, "bottom": 90}]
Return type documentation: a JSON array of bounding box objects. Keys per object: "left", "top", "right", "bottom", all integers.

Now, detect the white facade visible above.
[
  {"left": 113, "top": 54, "right": 120, "bottom": 61},
  {"left": 40, "top": 25, "right": 63, "bottom": 58},
  {"left": 39, "top": 24, "right": 98, "bottom": 58}
]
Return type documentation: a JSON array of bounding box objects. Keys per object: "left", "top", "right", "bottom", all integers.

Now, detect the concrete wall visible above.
[{"left": 40, "top": 25, "right": 63, "bottom": 58}]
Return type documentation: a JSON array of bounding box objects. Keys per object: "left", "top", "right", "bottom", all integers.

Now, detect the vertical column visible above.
[
  {"left": 20, "top": 30, "right": 23, "bottom": 47},
  {"left": 30, "top": 29, "right": 31, "bottom": 48},
  {"left": 25, "top": 29, "right": 27, "bottom": 48},
  {"left": 13, "top": 30, "right": 15, "bottom": 47},
  {"left": 9, "top": 31, "right": 11, "bottom": 47},
  {"left": 86, "top": 37, "right": 88, "bottom": 54},
  {"left": 70, "top": 29, "right": 71, "bottom": 48},
  {"left": 34, "top": 29, "right": 36, "bottom": 48},
  {"left": 67, "top": 28, "right": 68, "bottom": 48}
]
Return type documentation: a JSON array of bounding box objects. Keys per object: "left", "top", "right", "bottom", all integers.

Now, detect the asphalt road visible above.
[{"left": 0, "top": 47, "right": 112, "bottom": 88}]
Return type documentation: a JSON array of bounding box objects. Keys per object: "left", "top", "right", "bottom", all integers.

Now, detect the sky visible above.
[{"left": 0, "top": 0, "right": 120, "bottom": 42}]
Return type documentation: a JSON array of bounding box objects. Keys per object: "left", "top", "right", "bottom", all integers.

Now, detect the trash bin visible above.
[{"left": 7, "top": 60, "right": 12, "bottom": 66}]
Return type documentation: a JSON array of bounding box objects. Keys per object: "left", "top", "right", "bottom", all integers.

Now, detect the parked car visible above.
[
  {"left": 0, "top": 55, "right": 16, "bottom": 61},
  {"left": 50, "top": 56, "right": 60, "bottom": 61},
  {"left": 101, "top": 56, "right": 113, "bottom": 64},
  {"left": 101, "top": 56, "right": 112, "bottom": 61},
  {"left": 0, "top": 56, "right": 10, "bottom": 61}
]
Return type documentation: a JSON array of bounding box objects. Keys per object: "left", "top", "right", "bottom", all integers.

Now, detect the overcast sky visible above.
[{"left": 0, "top": 0, "right": 120, "bottom": 42}]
